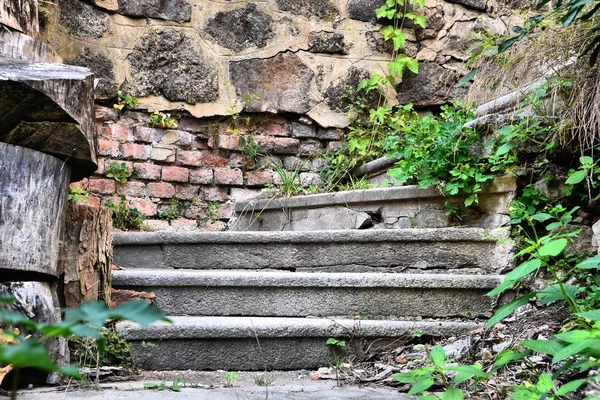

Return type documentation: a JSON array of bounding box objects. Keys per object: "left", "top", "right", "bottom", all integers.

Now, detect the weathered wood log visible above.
[
  {"left": 59, "top": 203, "right": 113, "bottom": 307},
  {"left": 0, "top": 0, "right": 38, "bottom": 38},
  {"left": 0, "top": 142, "right": 70, "bottom": 281},
  {"left": 0, "top": 29, "right": 61, "bottom": 63},
  {"left": 0, "top": 62, "right": 97, "bottom": 180}
]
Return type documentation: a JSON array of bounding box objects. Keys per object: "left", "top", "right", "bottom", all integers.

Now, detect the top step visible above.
[{"left": 230, "top": 175, "right": 516, "bottom": 231}]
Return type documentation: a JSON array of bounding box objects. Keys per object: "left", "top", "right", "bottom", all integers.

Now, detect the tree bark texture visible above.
[
  {"left": 0, "top": 142, "right": 70, "bottom": 281},
  {"left": 59, "top": 203, "right": 113, "bottom": 307}
]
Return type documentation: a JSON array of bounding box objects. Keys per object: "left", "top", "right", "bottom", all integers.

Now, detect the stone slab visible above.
[
  {"left": 117, "top": 316, "right": 481, "bottom": 370},
  {"left": 113, "top": 270, "right": 502, "bottom": 318},
  {"left": 231, "top": 175, "right": 516, "bottom": 231},
  {"left": 113, "top": 228, "right": 513, "bottom": 274}
]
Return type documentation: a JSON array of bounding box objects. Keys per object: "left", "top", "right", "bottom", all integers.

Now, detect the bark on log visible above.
[
  {"left": 59, "top": 203, "right": 113, "bottom": 307},
  {"left": 0, "top": 142, "right": 70, "bottom": 281},
  {"left": 0, "top": 0, "right": 38, "bottom": 38}
]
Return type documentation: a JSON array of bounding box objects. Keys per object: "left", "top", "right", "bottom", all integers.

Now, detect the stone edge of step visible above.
[
  {"left": 233, "top": 175, "right": 516, "bottom": 213},
  {"left": 112, "top": 269, "right": 505, "bottom": 289},
  {"left": 113, "top": 227, "right": 510, "bottom": 246},
  {"left": 117, "top": 316, "right": 482, "bottom": 340}
]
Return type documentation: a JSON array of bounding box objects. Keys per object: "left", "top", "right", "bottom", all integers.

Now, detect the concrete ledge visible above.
[
  {"left": 234, "top": 175, "right": 516, "bottom": 213},
  {"left": 113, "top": 269, "right": 503, "bottom": 289},
  {"left": 113, "top": 228, "right": 513, "bottom": 273},
  {"left": 118, "top": 316, "right": 482, "bottom": 370},
  {"left": 113, "top": 270, "right": 502, "bottom": 318}
]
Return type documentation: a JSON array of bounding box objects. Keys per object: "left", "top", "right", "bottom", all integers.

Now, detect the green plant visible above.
[
  {"left": 223, "top": 371, "right": 238, "bottom": 387},
  {"left": 68, "top": 186, "right": 89, "bottom": 203},
  {"left": 0, "top": 298, "right": 169, "bottom": 399},
  {"left": 150, "top": 110, "right": 177, "bottom": 129},
  {"left": 106, "top": 162, "right": 132, "bottom": 183},
  {"left": 113, "top": 90, "right": 138, "bottom": 111},
  {"left": 267, "top": 158, "right": 304, "bottom": 198},
  {"left": 326, "top": 338, "right": 347, "bottom": 385},
  {"left": 239, "top": 135, "right": 262, "bottom": 171},
  {"left": 206, "top": 201, "right": 220, "bottom": 223},
  {"left": 393, "top": 345, "right": 488, "bottom": 398},
  {"left": 71, "top": 325, "right": 134, "bottom": 371},
  {"left": 140, "top": 341, "right": 158, "bottom": 358},
  {"left": 158, "top": 199, "right": 185, "bottom": 221},
  {"left": 105, "top": 196, "right": 145, "bottom": 231},
  {"left": 143, "top": 377, "right": 184, "bottom": 392}
]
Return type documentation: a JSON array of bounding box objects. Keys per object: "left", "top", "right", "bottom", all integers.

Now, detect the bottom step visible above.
[{"left": 118, "top": 316, "right": 481, "bottom": 371}]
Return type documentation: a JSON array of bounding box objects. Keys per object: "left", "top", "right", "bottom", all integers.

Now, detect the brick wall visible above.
[{"left": 75, "top": 106, "right": 344, "bottom": 231}]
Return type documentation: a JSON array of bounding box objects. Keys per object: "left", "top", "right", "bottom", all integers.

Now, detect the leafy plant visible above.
[
  {"left": 150, "top": 110, "right": 177, "bottom": 129},
  {"left": 239, "top": 135, "right": 261, "bottom": 172},
  {"left": 0, "top": 298, "right": 169, "bottom": 399},
  {"left": 158, "top": 199, "right": 185, "bottom": 222},
  {"left": 106, "top": 162, "right": 132, "bottom": 183},
  {"left": 223, "top": 371, "right": 239, "bottom": 387},
  {"left": 71, "top": 325, "right": 134, "bottom": 371},
  {"left": 206, "top": 201, "right": 220, "bottom": 223},
  {"left": 105, "top": 196, "right": 145, "bottom": 231},
  {"left": 68, "top": 186, "right": 89, "bottom": 203},
  {"left": 267, "top": 158, "right": 304, "bottom": 198},
  {"left": 326, "top": 338, "right": 348, "bottom": 385},
  {"left": 113, "top": 91, "right": 138, "bottom": 111}
]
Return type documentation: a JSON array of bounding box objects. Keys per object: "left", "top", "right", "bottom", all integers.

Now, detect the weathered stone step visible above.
[
  {"left": 231, "top": 175, "right": 516, "bottom": 231},
  {"left": 113, "top": 270, "right": 503, "bottom": 319},
  {"left": 118, "top": 316, "right": 482, "bottom": 371},
  {"left": 113, "top": 227, "right": 512, "bottom": 274}
]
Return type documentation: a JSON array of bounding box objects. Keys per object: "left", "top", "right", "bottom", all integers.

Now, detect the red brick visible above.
[
  {"left": 228, "top": 153, "right": 244, "bottom": 168},
  {"left": 97, "top": 124, "right": 112, "bottom": 139},
  {"left": 244, "top": 170, "right": 273, "bottom": 186},
  {"left": 116, "top": 181, "right": 147, "bottom": 197},
  {"left": 148, "top": 182, "right": 175, "bottom": 198},
  {"left": 134, "top": 126, "right": 162, "bottom": 143},
  {"left": 178, "top": 117, "right": 210, "bottom": 134},
  {"left": 162, "top": 166, "right": 189, "bottom": 182},
  {"left": 111, "top": 124, "right": 134, "bottom": 142},
  {"left": 177, "top": 149, "right": 203, "bottom": 167},
  {"left": 170, "top": 218, "right": 198, "bottom": 231},
  {"left": 254, "top": 136, "right": 299, "bottom": 154},
  {"left": 202, "top": 186, "right": 229, "bottom": 202},
  {"left": 265, "top": 122, "right": 290, "bottom": 137},
  {"left": 202, "top": 152, "right": 228, "bottom": 167},
  {"left": 70, "top": 178, "right": 89, "bottom": 192},
  {"left": 150, "top": 146, "right": 175, "bottom": 162},
  {"left": 98, "top": 140, "right": 120, "bottom": 157},
  {"left": 219, "top": 202, "right": 233, "bottom": 219},
  {"left": 217, "top": 135, "right": 240, "bottom": 151},
  {"left": 94, "top": 158, "right": 107, "bottom": 175},
  {"left": 129, "top": 198, "right": 157, "bottom": 216},
  {"left": 190, "top": 168, "right": 213, "bottom": 184},
  {"left": 89, "top": 179, "right": 116, "bottom": 194},
  {"left": 95, "top": 105, "right": 119, "bottom": 123},
  {"left": 121, "top": 143, "right": 150, "bottom": 160},
  {"left": 133, "top": 163, "right": 161, "bottom": 180},
  {"left": 87, "top": 195, "right": 101, "bottom": 208},
  {"left": 175, "top": 184, "right": 200, "bottom": 200},
  {"left": 215, "top": 168, "right": 243, "bottom": 185}
]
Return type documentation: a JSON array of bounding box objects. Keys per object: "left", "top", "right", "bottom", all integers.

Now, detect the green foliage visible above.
[
  {"left": 105, "top": 196, "right": 145, "bottom": 230},
  {"left": 106, "top": 161, "right": 132, "bottom": 183},
  {"left": 158, "top": 199, "right": 185, "bottom": 221},
  {"left": 564, "top": 155, "right": 600, "bottom": 201},
  {"left": 384, "top": 103, "right": 493, "bottom": 207},
  {"left": 0, "top": 300, "right": 169, "bottom": 397},
  {"left": 223, "top": 372, "right": 239, "bottom": 387},
  {"left": 239, "top": 135, "right": 262, "bottom": 171},
  {"left": 498, "top": 0, "right": 600, "bottom": 65},
  {"left": 71, "top": 325, "right": 134, "bottom": 370},
  {"left": 267, "top": 158, "right": 304, "bottom": 198},
  {"left": 68, "top": 186, "right": 89, "bottom": 203},
  {"left": 206, "top": 201, "right": 220, "bottom": 223},
  {"left": 150, "top": 110, "right": 177, "bottom": 129},
  {"left": 113, "top": 91, "right": 138, "bottom": 111}
]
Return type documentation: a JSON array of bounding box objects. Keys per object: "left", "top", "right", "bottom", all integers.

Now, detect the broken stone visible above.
[
  {"left": 324, "top": 67, "right": 377, "bottom": 113},
  {"left": 395, "top": 63, "right": 467, "bottom": 107},
  {"left": 347, "top": 0, "right": 386, "bottom": 22},
  {"left": 365, "top": 31, "right": 419, "bottom": 57},
  {"left": 229, "top": 52, "right": 313, "bottom": 114},
  {"left": 65, "top": 47, "right": 116, "bottom": 100},
  {"left": 292, "top": 122, "right": 316, "bottom": 138},
  {"left": 446, "top": 0, "right": 487, "bottom": 11},
  {"left": 58, "top": 0, "right": 109, "bottom": 39},
  {"left": 203, "top": 4, "right": 275, "bottom": 51},
  {"left": 275, "top": 0, "right": 339, "bottom": 21},
  {"left": 126, "top": 30, "right": 219, "bottom": 104},
  {"left": 118, "top": 0, "right": 191, "bottom": 22},
  {"left": 308, "top": 32, "right": 349, "bottom": 55},
  {"left": 415, "top": 7, "right": 445, "bottom": 41}
]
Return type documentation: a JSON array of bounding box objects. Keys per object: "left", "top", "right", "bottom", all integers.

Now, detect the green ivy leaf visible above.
[
  {"left": 429, "top": 345, "right": 445, "bottom": 367},
  {"left": 565, "top": 169, "right": 587, "bottom": 185},
  {"left": 537, "top": 284, "right": 580, "bottom": 305},
  {"left": 555, "top": 330, "right": 593, "bottom": 343},
  {"left": 552, "top": 339, "right": 596, "bottom": 364},
  {"left": 439, "top": 388, "right": 464, "bottom": 400},
  {"left": 538, "top": 238, "right": 567, "bottom": 257},
  {"left": 409, "top": 377, "right": 435, "bottom": 395},
  {"left": 414, "top": 15, "right": 427, "bottom": 28},
  {"left": 486, "top": 293, "right": 535, "bottom": 329},
  {"left": 576, "top": 309, "right": 600, "bottom": 321},
  {"left": 576, "top": 254, "right": 600, "bottom": 269},
  {"left": 556, "top": 379, "right": 585, "bottom": 395},
  {"left": 536, "top": 372, "right": 553, "bottom": 393},
  {"left": 521, "top": 339, "right": 566, "bottom": 355}
]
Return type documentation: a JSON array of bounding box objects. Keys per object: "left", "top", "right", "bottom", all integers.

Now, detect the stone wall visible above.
[{"left": 44, "top": 0, "right": 525, "bottom": 230}]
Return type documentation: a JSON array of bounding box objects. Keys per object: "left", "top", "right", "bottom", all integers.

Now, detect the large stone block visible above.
[
  {"left": 229, "top": 52, "right": 313, "bottom": 114},
  {"left": 396, "top": 63, "right": 467, "bottom": 107},
  {"left": 347, "top": 0, "right": 385, "bottom": 22},
  {"left": 58, "top": 0, "right": 109, "bottom": 39},
  {"left": 126, "top": 30, "right": 218, "bottom": 104},
  {"left": 275, "top": 0, "right": 339, "bottom": 21},
  {"left": 202, "top": 4, "right": 275, "bottom": 51},
  {"left": 117, "top": 0, "right": 191, "bottom": 22},
  {"left": 65, "top": 47, "right": 116, "bottom": 100}
]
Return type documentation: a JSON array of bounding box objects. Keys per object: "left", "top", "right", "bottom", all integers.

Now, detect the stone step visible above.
[
  {"left": 117, "top": 316, "right": 482, "bottom": 371},
  {"left": 230, "top": 175, "right": 516, "bottom": 231},
  {"left": 113, "top": 227, "right": 513, "bottom": 274},
  {"left": 112, "top": 269, "right": 503, "bottom": 319}
]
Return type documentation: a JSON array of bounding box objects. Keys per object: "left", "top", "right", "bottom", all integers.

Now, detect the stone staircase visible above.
[{"left": 113, "top": 177, "right": 516, "bottom": 371}]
